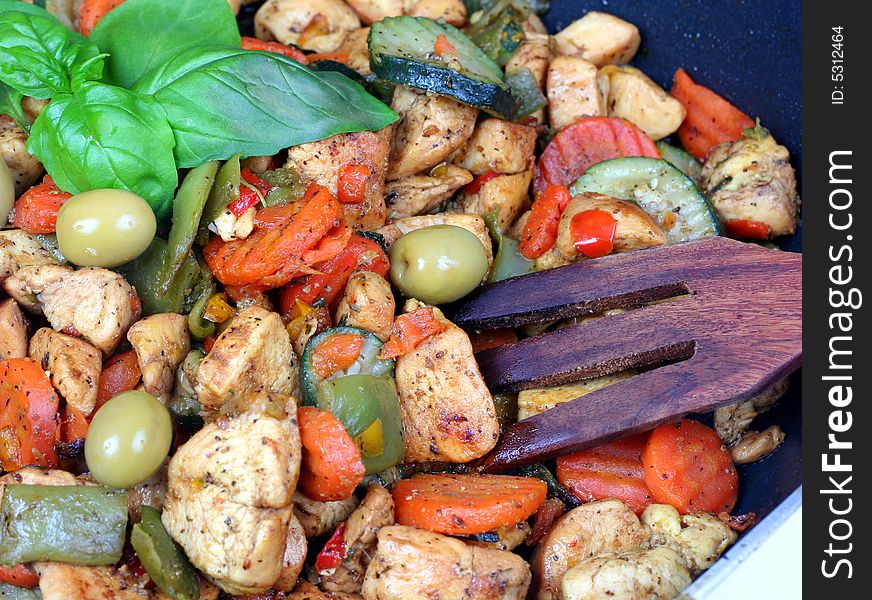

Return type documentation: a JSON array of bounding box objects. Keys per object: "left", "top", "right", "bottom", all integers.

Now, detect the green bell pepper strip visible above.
[
  {"left": 0, "top": 485, "right": 128, "bottom": 567},
  {"left": 186, "top": 277, "right": 216, "bottom": 341},
  {"left": 196, "top": 155, "right": 240, "bottom": 246},
  {"left": 299, "top": 326, "right": 394, "bottom": 406},
  {"left": 317, "top": 374, "right": 405, "bottom": 474},
  {"left": 518, "top": 463, "right": 581, "bottom": 507},
  {"left": 131, "top": 506, "right": 199, "bottom": 600},
  {"left": 483, "top": 210, "right": 534, "bottom": 282},
  {"left": 505, "top": 67, "right": 547, "bottom": 119},
  {"left": 259, "top": 166, "right": 307, "bottom": 208}
]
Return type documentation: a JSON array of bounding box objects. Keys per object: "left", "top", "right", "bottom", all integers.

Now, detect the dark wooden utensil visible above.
[{"left": 446, "top": 237, "right": 802, "bottom": 472}]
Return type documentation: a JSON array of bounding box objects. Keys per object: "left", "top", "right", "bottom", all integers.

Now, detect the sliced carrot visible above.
[
  {"left": 0, "top": 358, "right": 60, "bottom": 471},
  {"left": 93, "top": 350, "right": 141, "bottom": 415},
  {"left": 556, "top": 432, "right": 653, "bottom": 515},
  {"left": 203, "top": 184, "right": 343, "bottom": 287},
  {"left": 306, "top": 52, "right": 351, "bottom": 64},
  {"left": 337, "top": 164, "right": 371, "bottom": 204},
  {"left": 535, "top": 117, "right": 660, "bottom": 196},
  {"left": 378, "top": 307, "right": 447, "bottom": 359},
  {"left": 671, "top": 68, "right": 755, "bottom": 160},
  {"left": 434, "top": 34, "right": 457, "bottom": 57},
  {"left": 642, "top": 419, "right": 739, "bottom": 514},
  {"left": 724, "top": 219, "right": 771, "bottom": 240},
  {"left": 469, "top": 328, "right": 518, "bottom": 353},
  {"left": 241, "top": 36, "right": 308, "bottom": 64},
  {"left": 519, "top": 184, "right": 572, "bottom": 259},
  {"left": 0, "top": 564, "right": 38, "bottom": 588},
  {"left": 297, "top": 406, "right": 365, "bottom": 501},
  {"left": 312, "top": 333, "right": 364, "bottom": 380},
  {"left": 78, "top": 0, "right": 126, "bottom": 36},
  {"left": 11, "top": 175, "right": 72, "bottom": 234},
  {"left": 393, "top": 473, "right": 547, "bottom": 535},
  {"left": 278, "top": 234, "right": 390, "bottom": 316},
  {"left": 61, "top": 404, "right": 90, "bottom": 443}
]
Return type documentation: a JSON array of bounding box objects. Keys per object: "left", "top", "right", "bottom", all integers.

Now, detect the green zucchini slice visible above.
[{"left": 655, "top": 141, "right": 702, "bottom": 184}]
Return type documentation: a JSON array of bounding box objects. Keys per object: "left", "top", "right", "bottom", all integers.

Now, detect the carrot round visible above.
[
  {"left": 534, "top": 117, "right": 660, "bottom": 195},
  {"left": 297, "top": 406, "right": 365, "bottom": 502},
  {"left": 556, "top": 432, "right": 653, "bottom": 515},
  {"left": 11, "top": 176, "right": 72, "bottom": 234},
  {"left": 241, "top": 36, "right": 308, "bottom": 64},
  {"left": 519, "top": 184, "right": 572, "bottom": 259},
  {"left": 378, "top": 307, "right": 446, "bottom": 359},
  {"left": 0, "top": 564, "right": 38, "bottom": 588},
  {"left": 0, "top": 358, "right": 60, "bottom": 471},
  {"left": 93, "top": 349, "right": 141, "bottom": 415},
  {"left": 392, "top": 473, "right": 548, "bottom": 535},
  {"left": 642, "top": 419, "right": 739, "bottom": 514},
  {"left": 670, "top": 68, "right": 755, "bottom": 160},
  {"left": 78, "top": 0, "right": 126, "bottom": 36}
]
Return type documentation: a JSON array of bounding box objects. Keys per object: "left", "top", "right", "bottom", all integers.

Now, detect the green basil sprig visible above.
[{"left": 0, "top": 81, "right": 28, "bottom": 132}]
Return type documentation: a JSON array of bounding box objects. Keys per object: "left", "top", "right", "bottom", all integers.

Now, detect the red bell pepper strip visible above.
[
  {"left": 570, "top": 209, "right": 618, "bottom": 258},
  {"left": 378, "top": 307, "right": 447, "bottom": 359},
  {"left": 724, "top": 219, "right": 771, "bottom": 240},
  {"left": 337, "top": 164, "right": 371, "bottom": 204},
  {"left": 464, "top": 170, "right": 500, "bottom": 195},
  {"left": 519, "top": 184, "right": 572, "bottom": 259},
  {"left": 315, "top": 522, "right": 347, "bottom": 572}
]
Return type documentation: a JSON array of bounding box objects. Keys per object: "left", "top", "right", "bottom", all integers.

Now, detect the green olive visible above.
[
  {"left": 389, "top": 225, "right": 489, "bottom": 304},
  {"left": 85, "top": 390, "right": 172, "bottom": 489},
  {"left": 0, "top": 161, "right": 14, "bottom": 227},
  {"left": 56, "top": 189, "right": 156, "bottom": 267}
]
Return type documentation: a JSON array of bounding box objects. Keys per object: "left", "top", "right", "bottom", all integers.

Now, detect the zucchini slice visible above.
[
  {"left": 368, "top": 16, "right": 519, "bottom": 118},
  {"left": 570, "top": 157, "right": 721, "bottom": 242},
  {"left": 655, "top": 141, "right": 702, "bottom": 184}
]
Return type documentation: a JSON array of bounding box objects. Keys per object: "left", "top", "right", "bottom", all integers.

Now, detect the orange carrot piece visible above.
[
  {"left": 241, "top": 36, "right": 308, "bottom": 63},
  {"left": 93, "top": 350, "right": 141, "bottom": 415},
  {"left": 11, "top": 176, "right": 72, "bottom": 234},
  {"left": 78, "top": 0, "right": 126, "bottom": 36},
  {"left": 378, "top": 307, "right": 447, "bottom": 359},
  {"left": 393, "top": 473, "right": 548, "bottom": 535},
  {"left": 297, "top": 406, "right": 365, "bottom": 501},
  {"left": 311, "top": 333, "right": 364, "bottom": 380},
  {"left": 434, "top": 34, "right": 457, "bottom": 57},
  {"left": 556, "top": 432, "right": 654, "bottom": 515},
  {"left": 61, "top": 404, "right": 90, "bottom": 443},
  {"left": 307, "top": 52, "right": 351, "bottom": 64},
  {"left": 671, "top": 68, "right": 755, "bottom": 160},
  {"left": 519, "top": 184, "right": 572, "bottom": 259},
  {"left": 642, "top": 419, "right": 739, "bottom": 514},
  {"left": 0, "top": 564, "right": 38, "bottom": 588},
  {"left": 337, "top": 164, "right": 371, "bottom": 204},
  {"left": 0, "top": 358, "right": 60, "bottom": 471}
]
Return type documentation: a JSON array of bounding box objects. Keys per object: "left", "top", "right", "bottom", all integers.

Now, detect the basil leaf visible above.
[
  {"left": 0, "top": 8, "right": 103, "bottom": 98},
  {"left": 26, "top": 82, "right": 178, "bottom": 219},
  {"left": 90, "top": 0, "right": 241, "bottom": 89},
  {"left": 134, "top": 47, "right": 398, "bottom": 168},
  {"left": 0, "top": 80, "right": 29, "bottom": 132}
]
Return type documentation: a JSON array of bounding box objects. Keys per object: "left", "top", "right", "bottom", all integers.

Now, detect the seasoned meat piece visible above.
[
  {"left": 195, "top": 306, "right": 299, "bottom": 417},
  {"left": 505, "top": 34, "right": 550, "bottom": 123},
  {"left": 700, "top": 127, "right": 800, "bottom": 237},
  {"left": 547, "top": 56, "right": 608, "bottom": 130},
  {"left": 336, "top": 27, "right": 373, "bottom": 76},
  {"left": 0, "top": 466, "right": 79, "bottom": 500},
  {"left": 288, "top": 580, "right": 364, "bottom": 599},
  {"left": 4, "top": 265, "right": 139, "bottom": 355},
  {"left": 453, "top": 119, "right": 537, "bottom": 176},
  {"left": 395, "top": 306, "right": 499, "bottom": 463},
  {"left": 322, "top": 484, "right": 395, "bottom": 593},
  {"left": 162, "top": 393, "right": 301, "bottom": 595},
  {"left": 0, "top": 229, "right": 58, "bottom": 284},
  {"left": 731, "top": 425, "right": 786, "bottom": 464},
  {"left": 127, "top": 463, "right": 168, "bottom": 523},
  {"left": 560, "top": 547, "right": 691, "bottom": 600},
  {"left": 346, "top": 0, "right": 402, "bottom": 25},
  {"left": 552, "top": 12, "right": 641, "bottom": 66},
  {"left": 384, "top": 165, "right": 473, "bottom": 219},
  {"left": 459, "top": 170, "right": 533, "bottom": 232},
  {"left": 533, "top": 499, "right": 651, "bottom": 600},
  {"left": 286, "top": 127, "right": 392, "bottom": 230},
  {"left": 387, "top": 87, "right": 478, "bottom": 181},
  {"left": 35, "top": 563, "right": 220, "bottom": 600},
  {"left": 334, "top": 271, "right": 395, "bottom": 341},
  {"left": 600, "top": 65, "right": 686, "bottom": 140},
  {"left": 714, "top": 376, "right": 789, "bottom": 444},
  {"left": 127, "top": 313, "right": 191, "bottom": 404},
  {"left": 404, "top": 0, "right": 467, "bottom": 27},
  {"left": 641, "top": 504, "right": 736, "bottom": 572},
  {"left": 294, "top": 491, "right": 361, "bottom": 538},
  {"left": 1, "top": 118, "right": 43, "bottom": 197},
  {"left": 254, "top": 0, "right": 361, "bottom": 53},
  {"left": 28, "top": 327, "right": 101, "bottom": 415},
  {"left": 274, "top": 512, "right": 309, "bottom": 592},
  {"left": 361, "top": 525, "right": 531, "bottom": 599},
  {"left": 0, "top": 298, "right": 28, "bottom": 359}
]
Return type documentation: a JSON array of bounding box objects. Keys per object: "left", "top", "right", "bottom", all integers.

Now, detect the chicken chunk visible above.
[
  {"left": 274, "top": 512, "right": 309, "bottom": 592},
  {"left": 388, "top": 87, "right": 478, "bottom": 181},
  {"left": 547, "top": 56, "right": 609, "bottom": 130},
  {"left": 0, "top": 466, "right": 79, "bottom": 500},
  {"left": 4, "top": 265, "right": 139, "bottom": 355},
  {"left": 162, "top": 393, "right": 301, "bottom": 595},
  {"left": 289, "top": 580, "right": 364, "bottom": 599},
  {"left": 1, "top": 119, "right": 43, "bottom": 197},
  {"left": 35, "top": 563, "right": 220, "bottom": 600},
  {"left": 384, "top": 165, "right": 473, "bottom": 219},
  {"left": 294, "top": 491, "right": 361, "bottom": 538},
  {"left": 335, "top": 271, "right": 395, "bottom": 342},
  {"left": 0, "top": 298, "right": 28, "bottom": 359},
  {"left": 336, "top": 27, "right": 373, "bottom": 76},
  {"left": 127, "top": 464, "right": 168, "bottom": 523},
  {"left": 0, "top": 229, "right": 58, "bottom": 284},
  {"left": 553, "top": 12, "right": 641, "bottom": 66},
  {"left": 346, "top": 0, "right": 402, "bottom": 25},
  {"left": 195, "top": 306, "right": 299, "bottom": 417},
  {"left": 255, "top": 0, "right": 361, "bottom": 53},
  {"left": 533, "top": 499, "right": 651, "bottom": 600},
  {"left": 560, "top": 547, "right": 691, "bottom": 600},
  {"left": 459, "top": 169, "right": 532, "bottom": 232},
  {"left": 127, "top": 313, "right": 191, "bottom": 404},
  {"left": 730, "top": 425, "right": 786, "bottom": 464},
  {"left": 505, "top": 34, "right": 550, "bottom": 123},
  {"left": 700, "top": 126, "right": 800, "bottom": 237},
  {"left": 321, "top": 484, "right": 395, "bottom": 593},
  {"left": 28, "top": 327, "right": 101, "bottom": 415},
  {"left": 600, "top": 65, "right": 686, "bottom": 140},
  {"left": 556, "top": 193, "right": 666, "bottom": 261},
  {"left": 453, "top": 119, "right": 538, "bottom": 176},
  {"left": 395, "top": 306, "right": 499, "bottom": 463},
  {"left": 713, "top": 376, "right": 789, "bottom": 444},
  {"left": 362, "top": 525, "right": 531, "bottom": 599},
  {"left": 377, "top": 214, "right": 493, "bottom": 268},
  {"left": 641, "top": 504, "right": 736, "bottom": 572},
  {"left": 404, "top": 0, "right": 467, "bottom": 27},
  {"left": 286, "top": 127, "right": 393, "bottom": 230}
]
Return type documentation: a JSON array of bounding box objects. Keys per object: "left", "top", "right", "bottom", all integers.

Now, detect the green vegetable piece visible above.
[
  {"left": 317, "top": 374, "right": 405, "bottom": 474},
  {"left": 655, "top": 141, "right": 702, "bottom": 184},
  {"left": 90, "top": 0, "right": 241, "bottom": 88},
  {"left": 259, "top": 166, "right": 307, "bottom": 208},
  {"left": 187, "top": 279, "right": 217, "bottom": 341},
  {"left": 492, "top": 392, "right": 519, "bottom": 429},
  {"left": 196, "top": 155, "right": 240, "bottom": 245},
  {"left": 484, "top": 209, "right": 533, "bottom": 282},
  {"left": 0, "top": 81, "right": 29, "bottom": 133},
  {"left": 33, "top": 233, "right": 66, "bottom": 263},
  {"left": 0, "top": 581, "right": 41, "bottom": 599},
  {"left": 131, "top": 506, "right": 200, "bottom": 600},
  {"left": 518, "top": 463, "right": 581, "bottom": 507},
  {"left": 133, "top": 47, "right": 398, "bottom": 168},
  {"left": 26, "top": 82, "right": 178, "bottom": 220},
  {"left": 0, "top": 484, "right": 128, "bottom": 566},
  {"left": 466, "top": 0, "right": 527, "bottom": 66},
  {"left": 505, "top": 67, "right": 547, "bottom": 119}
]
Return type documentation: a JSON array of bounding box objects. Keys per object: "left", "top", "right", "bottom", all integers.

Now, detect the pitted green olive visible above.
[
  {"left": 56, "top": 189, "right": 156, "bottom": 267},
  {"left": 85, "top": 390, "right": 172, "bottom": 489},
  {"left": 389, "top": 225, "right": 489, "bottom": 304},
  {"left": 0, "top": 161, "right": 14, "bottom": 227}
]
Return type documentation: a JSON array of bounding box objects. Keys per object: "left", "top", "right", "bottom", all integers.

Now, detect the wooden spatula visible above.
[{"left": 446, "top": 237, "right": 801, "bottom": 472}]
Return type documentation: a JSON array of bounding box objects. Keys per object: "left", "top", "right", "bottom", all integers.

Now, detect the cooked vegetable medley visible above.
[{"left": 0, "top": 0, "right": 799, "bottom": 598}]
